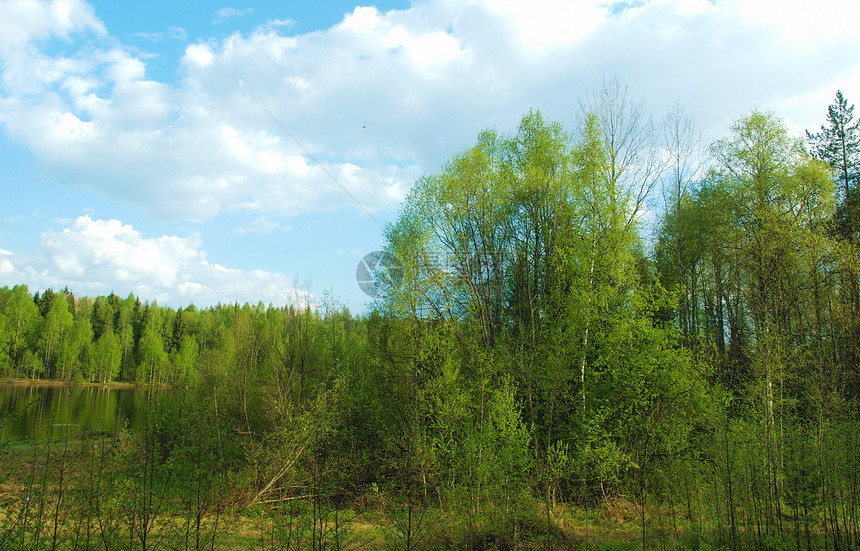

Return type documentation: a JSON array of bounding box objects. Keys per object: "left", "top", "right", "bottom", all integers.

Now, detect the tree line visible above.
[
  {"left": 0, "top": 284, "right": 346, "bottom": 386},
  {"left": 1, "top": 81, "right": 859, "bottom": 549}
]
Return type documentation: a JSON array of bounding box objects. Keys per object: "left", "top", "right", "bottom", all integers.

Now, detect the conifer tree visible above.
[{"left": 807, "top": 90, "right": 860, "bottom": 241}]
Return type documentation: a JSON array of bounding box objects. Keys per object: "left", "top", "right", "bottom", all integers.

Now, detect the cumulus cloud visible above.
[
  {"left": 0, "top": 252, "right": 14, "bottom": 276},
  {"left": 480, "top": 0, "right": 608, "bottom": 48},
  {"left": 0, "top": 0, "right": 105, "bottom": 54},
  {"left": 0, "top": 0, "right": 859, "bottom": 224},
  {"left": 3, "top": 216, "right": 308, "bottom": 307}
]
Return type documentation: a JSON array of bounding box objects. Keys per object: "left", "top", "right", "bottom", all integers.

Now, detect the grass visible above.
[{"left": 0, "top": 440, "right": 835, "bottom": 550}]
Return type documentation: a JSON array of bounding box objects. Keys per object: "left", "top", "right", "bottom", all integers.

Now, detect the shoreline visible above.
[{"left": 0, "top": 378, "right": 169, "bottom": 389}]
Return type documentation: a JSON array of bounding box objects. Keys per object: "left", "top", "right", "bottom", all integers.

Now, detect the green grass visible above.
[{"left": 0, "top": 440, "right": 840, "bottom": 550}]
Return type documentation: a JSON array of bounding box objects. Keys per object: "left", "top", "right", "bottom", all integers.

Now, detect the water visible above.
[{"left": 0, "top": 383, "right": 168, "bottom": 443}]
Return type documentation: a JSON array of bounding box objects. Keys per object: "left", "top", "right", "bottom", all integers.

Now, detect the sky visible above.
[{"left": 0, "top": 0, "right": 859, "bottom": 314}]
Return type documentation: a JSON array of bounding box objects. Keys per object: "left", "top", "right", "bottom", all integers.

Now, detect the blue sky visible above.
[{"left": 1, "top": 0, "right": 859, "bottom": 313}]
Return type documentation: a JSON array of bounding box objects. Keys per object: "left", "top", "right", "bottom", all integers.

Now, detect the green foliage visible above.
[{"left": 2, "top": 96, "right": 860, "bottom": 550}]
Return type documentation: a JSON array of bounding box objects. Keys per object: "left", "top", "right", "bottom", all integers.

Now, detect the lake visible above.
[{"left": 0, "top": 382, "right": 169, "bottom": 442}]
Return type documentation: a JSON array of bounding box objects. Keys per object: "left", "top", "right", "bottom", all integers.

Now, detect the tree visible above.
[
  {"left": 94, "top": 330, "right": 122, "bottom": 383},
  {"left": 39, "top": 292, "right": 74, "bottom": 379},
  {"left": 808, "top": 92, "right": 860, "bottom": 396},
  {"left": 710, "top": 110, "right": 834, "bottom": 388},
  {"left": 807, "top": 90, "right": 860, "bottom": 240},
  {"left": 673, "top": 111, "right": 839, "bottom": 546},
  {"left": 0, "top": 285, "right": 40, "bottom": 377},
  {"left": 172, "top": 334, "right": 199, "bottom": 382},
  {"left": 90, "top": 296, "right": 114, "bottom": 342},
  {"left": 138, "top": 306, "right": 169, "bottom": 384},
  {"left": 579, "top": 76, "right": 664, "bottom": 232},
  {"left": 62, "top": 315, "right": 93, "bottom": 381},
  {"left": 35, "top": 288, "right": 56, "bottom": 317},
  {"left": 381, "top": 106, "right": 709, "bottom": 548},
  {"left": 660, "top": 103, "right": 707, "bottom": 346}
]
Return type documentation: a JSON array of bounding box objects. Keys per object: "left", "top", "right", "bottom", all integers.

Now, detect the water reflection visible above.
[{"left": 0, "top": 383, "right": 167, "bottom": 442}]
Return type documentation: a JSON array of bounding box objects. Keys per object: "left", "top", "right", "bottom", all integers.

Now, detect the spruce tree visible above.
[{"left": 807, "top": 90, "right": 860, "bottom": 240}]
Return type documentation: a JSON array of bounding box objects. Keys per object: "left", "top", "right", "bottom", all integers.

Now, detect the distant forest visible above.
[{"left": 1, "top": 82, "right": 859, "bottom": 550}]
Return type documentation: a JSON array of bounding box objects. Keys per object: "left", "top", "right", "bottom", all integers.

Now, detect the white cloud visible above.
[
  {"left": 480, "top": 0, "right": 608, "bottom": 48},
  {"left": 234, "top": 214, "right": 290, "bottom": 234},
  {"left": 383, "top": 26, "right": 464, "bottom": 70},
  {"left": 338, "top": 6, "right": 381, "bottom": 32},
  {"left": 0, "top": 0, "right": 105, "bottom": 54},
  {"left": 0, "top": 0, "right": 859, "bottom": 227},
  {"left": 183, "top": 42, "right": 215, "bottom": 67},
  {"left": 729, "top": 0, "right": 860, "bottom": 44},
  {"left": 0, "top": 258, "right": 14, "bottom": 276},
  {"left": 3, "top": 216, "right": 308, "bottom": 306},
  {"left": 132, "top": 26, "right": 187, "bottom": 42},
  {"left": 215, "top": 7, "right": 254, "bottom": 23},
  {"left": 0, "top": 247, "right": 14, "bottom": 276}
]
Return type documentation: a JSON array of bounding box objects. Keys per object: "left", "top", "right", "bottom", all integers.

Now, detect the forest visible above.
[{"left": 1, "top": 82, "right": 859, "bottom": 550}]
